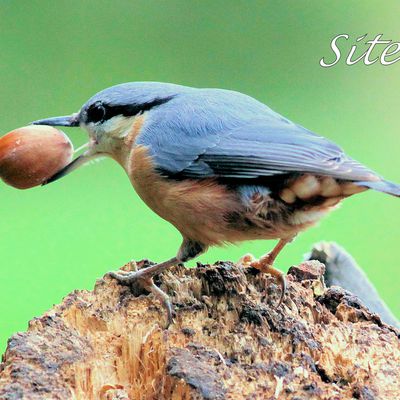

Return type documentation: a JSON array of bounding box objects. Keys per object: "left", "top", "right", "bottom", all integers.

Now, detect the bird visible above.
[{"left": 32, "top": 82, "right": 400, "bottom": 326}]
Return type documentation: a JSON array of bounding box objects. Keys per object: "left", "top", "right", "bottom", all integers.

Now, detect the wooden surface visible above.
[{"left": 0, "top": 259, "right": 399, "bottom": 399}]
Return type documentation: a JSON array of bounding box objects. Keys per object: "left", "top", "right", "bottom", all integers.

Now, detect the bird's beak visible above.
[
  {"left": 31, "top": 113, "right": 80, "bottom": 127},
  {"left": 43, "top": 153, "right": 96, "bottom": 185}
]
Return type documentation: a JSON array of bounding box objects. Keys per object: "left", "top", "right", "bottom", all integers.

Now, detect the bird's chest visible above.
[{"left": 126, "top": 145, "right": 246, "bottom": 244}]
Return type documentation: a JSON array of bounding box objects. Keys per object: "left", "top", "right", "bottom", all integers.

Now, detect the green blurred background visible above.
[{"left": 0, "top": 1, "right": 399, "bottom": 351}]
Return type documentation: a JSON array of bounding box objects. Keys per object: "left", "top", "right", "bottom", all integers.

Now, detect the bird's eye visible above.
[{"left": 86, "top": 102, "right": 107, "bottom": 123}]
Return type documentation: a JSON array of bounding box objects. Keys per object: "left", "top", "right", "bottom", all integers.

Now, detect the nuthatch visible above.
[{"left": 32, "top": 82, "right": 400, "bottom": 326}]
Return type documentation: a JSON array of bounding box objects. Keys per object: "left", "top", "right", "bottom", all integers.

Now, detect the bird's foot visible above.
[
  {"left": 107, "top": 260, "right": 174, "bottom": 328},
  {"left": 250, "top": 253, "right": 287, "bottom": 308}
]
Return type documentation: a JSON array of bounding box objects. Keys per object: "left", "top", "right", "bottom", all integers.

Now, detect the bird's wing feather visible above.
[{"left": 142, "top": 112, "right": 377, "bottom": 182}]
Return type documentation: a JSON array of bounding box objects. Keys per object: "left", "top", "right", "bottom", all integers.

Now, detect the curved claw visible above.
[
  {"left": 275, "top": 272, "right": 287, "bottom": 309},
  {"left": 262, "top": 266, "right": 287, "bottom": 308},
  {"left": 149, "top": 281, "right": 174, "bottom": 328},
  {"left": 250, "top": 260, "right": 287, "bottom": 308}
]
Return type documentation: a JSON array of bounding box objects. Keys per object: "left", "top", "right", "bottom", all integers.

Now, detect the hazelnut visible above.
[{"left": 0, "top": 125, "right": 74, "bottom": 189}]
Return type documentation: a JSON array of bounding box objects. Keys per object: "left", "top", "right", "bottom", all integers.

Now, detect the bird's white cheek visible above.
[
  {"left": 82, "top": 123, "right": 99, "bottom": 143},
  {"left": 100, "top": 116, "right": 135, "bottom": 138}
]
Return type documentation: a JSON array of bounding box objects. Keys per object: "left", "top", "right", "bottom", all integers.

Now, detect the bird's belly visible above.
[
  {"left": 127, "top": 146, "right": 247, "bottom": 244},
  {"left": 131, "top": 173, "right": 332, "bottom": 244},
  {"left": 131, "top": 174, "right": 249, "bottom": 245},
  {"left": 130, "top": 175, "right": 329, "bottom": 246},
  {"left": 127, "top": 147, "right": 341, "bottom": 245}
]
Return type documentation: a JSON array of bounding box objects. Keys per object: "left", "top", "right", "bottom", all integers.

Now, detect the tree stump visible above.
[{"left": 0, "top": 259, "right": 399, "bottom": 399}]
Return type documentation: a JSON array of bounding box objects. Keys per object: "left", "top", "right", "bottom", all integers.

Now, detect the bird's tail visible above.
[{"left": 356, "top": 179, "right": 400, "bottom": 197}]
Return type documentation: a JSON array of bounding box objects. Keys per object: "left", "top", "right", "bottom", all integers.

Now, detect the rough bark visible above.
[
  {"left": 306, "top": 241, "right": 399, "bottom": 328},
  {"left": 0, "top": 259, "right": 399, "bottom": 400}
]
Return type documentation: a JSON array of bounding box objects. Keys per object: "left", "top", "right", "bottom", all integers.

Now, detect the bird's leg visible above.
[
  {"left": 250, "top": 237, "right": 295, "bottom": 308},
  {"left": 108, "top": 239, "right": 206, "bottom": 327}
]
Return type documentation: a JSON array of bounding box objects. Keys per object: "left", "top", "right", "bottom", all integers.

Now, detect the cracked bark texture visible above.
[{"left": 0, "top": 259, "right": 399, "bottom": 400}]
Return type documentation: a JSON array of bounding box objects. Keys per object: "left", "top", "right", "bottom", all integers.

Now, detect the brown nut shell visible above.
[{"left": 0, "top": 125, "right": 74, "bottom": 189}]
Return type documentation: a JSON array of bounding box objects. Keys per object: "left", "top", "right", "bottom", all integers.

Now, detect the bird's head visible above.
[{"left": 32, "top": 82, "right": 186, "bottom": 183}]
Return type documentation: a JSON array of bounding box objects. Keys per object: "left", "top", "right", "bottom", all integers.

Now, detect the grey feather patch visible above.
[
  {"left": 356, "top": 179, "right": 400, "bottom": 197},
  {"left": 136, "top": 88, "right": 381, "bottom": 183}
]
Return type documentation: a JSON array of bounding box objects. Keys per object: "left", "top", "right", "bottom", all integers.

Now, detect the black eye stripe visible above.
[{"left": 85, "top": 96, "right": 174, "bottom": 124}]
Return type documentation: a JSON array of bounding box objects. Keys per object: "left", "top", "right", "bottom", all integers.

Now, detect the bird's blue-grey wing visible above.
[
  {"left": 186, "top": 120, "right": 378, "bottom": 181},
  {"left": 144, "top": 121, "right": 376, "bottom": 182},
  {"left": 138, "top": 91, "right": 378, "bottom": 182}
]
